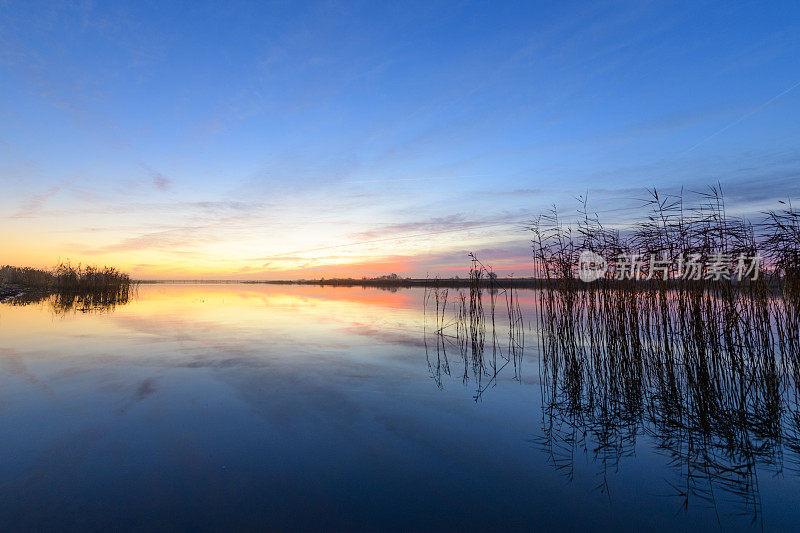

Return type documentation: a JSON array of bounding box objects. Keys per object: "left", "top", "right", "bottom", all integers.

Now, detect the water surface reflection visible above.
[{"left": 1, "top": 284, "right": 798, "bottom": 530}]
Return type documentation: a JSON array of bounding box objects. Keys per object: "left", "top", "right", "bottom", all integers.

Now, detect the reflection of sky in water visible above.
[{"left": 1, "top": 285, "right": 798, "bottom": 530}]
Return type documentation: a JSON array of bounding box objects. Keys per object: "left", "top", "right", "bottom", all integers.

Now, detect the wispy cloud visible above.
[
  {"left": 140, "top": 163, "right": 173, "bottom": 191},
  {"left": 351, "top": 211, "right": 531, "bottom": 241},
  {"left": 10, "top": 184, "right": 63, "bottom": 218}
]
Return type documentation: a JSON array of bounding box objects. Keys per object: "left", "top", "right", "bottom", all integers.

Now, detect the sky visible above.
[{"left": 1, "top": 0, "right": 800, "bottom": 279}]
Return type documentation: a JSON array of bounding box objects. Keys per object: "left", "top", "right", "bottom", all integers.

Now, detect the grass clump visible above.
[{"left": 0, "top": 262, "right": 134, "bottom": 311}]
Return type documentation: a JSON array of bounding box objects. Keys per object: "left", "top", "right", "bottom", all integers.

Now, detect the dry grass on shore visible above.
[{"left": 0, "top": 262, "right": 133, "bottom": 295}]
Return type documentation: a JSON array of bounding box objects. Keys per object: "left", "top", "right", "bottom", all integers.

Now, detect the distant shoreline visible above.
[
  {"left": 133, "top": 277, "right": 775, "bottom": 289},
  {"left": 135, "top": 278, "right": 541, "bottom": 288}
]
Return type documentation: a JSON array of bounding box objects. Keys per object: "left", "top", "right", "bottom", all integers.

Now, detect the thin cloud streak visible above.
[
  {"left": 345, "top": 174, "right": 490, "bottom": 184},
  {"left": 257, "top": 220, "right": 528, "bottom": 262},
  {"left": 683, "top": 79, "right": 800, "bottom": 154}
]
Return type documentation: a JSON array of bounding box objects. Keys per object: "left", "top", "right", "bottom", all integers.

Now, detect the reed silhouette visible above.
[
  {"left": 427, "top": 186, "right": 800, "bottom": 525},
  {"left": 424, "top": 254, "right": 524, "bottom": 400},
  {"left": 529, "top": 187, "right": 800, "bottom": 525}
]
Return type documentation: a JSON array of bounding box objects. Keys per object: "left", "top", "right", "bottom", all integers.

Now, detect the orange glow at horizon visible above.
[{"left": 2, "top": 214, "right": 533, "bottom": 279}]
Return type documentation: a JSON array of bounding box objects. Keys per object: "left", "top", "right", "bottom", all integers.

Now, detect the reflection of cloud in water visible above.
[
  {"left": 135, "top": 378, "right": 157, "bottom": 401},
  {"left": 340, "top": 323, "right": 427, "bottom": 348}
]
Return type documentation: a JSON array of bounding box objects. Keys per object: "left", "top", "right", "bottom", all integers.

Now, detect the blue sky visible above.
[{"left": 2, "top": 1, "right": 799, "bottom": 278}]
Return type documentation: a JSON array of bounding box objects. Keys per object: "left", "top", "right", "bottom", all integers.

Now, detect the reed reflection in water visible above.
[
  {"left": 424, "top": 255, "right": 525, "bottom": 400},
  {"left": 3, "top": 285, "right": 134, "bottom": 314},
  {"left": 426, "top": 269, "right": 800, "bottom": 527}
]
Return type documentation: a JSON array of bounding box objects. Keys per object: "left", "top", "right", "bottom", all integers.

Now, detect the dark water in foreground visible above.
[{"left": 1, "top": 284, "right": 798, "bottom": 531}]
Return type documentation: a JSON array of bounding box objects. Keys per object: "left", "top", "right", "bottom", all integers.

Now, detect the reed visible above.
[
  {"left": 424, "top": 255, "right": 524, "bottom": 400},
  {"left": 526, "top": 187, "right": 800, "bottom": 522},
  {"left": 426, "top": 186, "right": 800, "bottom": 522}
]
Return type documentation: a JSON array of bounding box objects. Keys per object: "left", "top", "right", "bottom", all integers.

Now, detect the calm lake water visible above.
[{"left": 1, "top": 283, "right": 798, "bottom": 531}]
